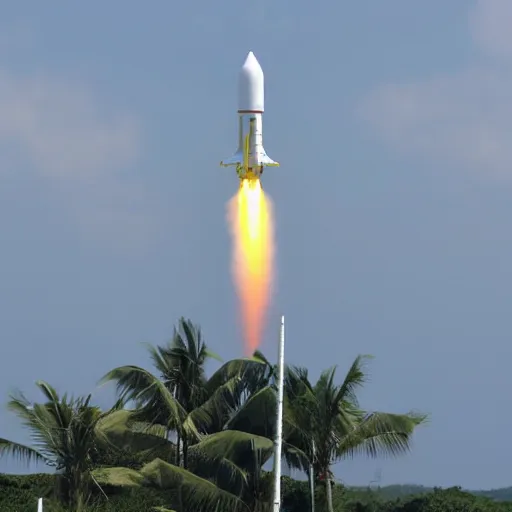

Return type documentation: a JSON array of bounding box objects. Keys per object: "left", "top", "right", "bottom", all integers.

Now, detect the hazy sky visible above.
[{"left": 1, "top": 0, "right": 511, "bottom": 490}]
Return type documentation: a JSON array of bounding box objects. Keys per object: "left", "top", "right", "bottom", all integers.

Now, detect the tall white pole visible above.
[
  {"left": 273, "top": 315, "right": 285, "bottom": 512},
  {"left": 309, "top": 440, "right": 315, "bottom": 512}
]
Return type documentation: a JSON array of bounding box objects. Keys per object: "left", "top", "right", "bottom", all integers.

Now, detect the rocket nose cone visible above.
[
  {"left": 238, "top": 51, "right": 264, "bottom": 112},
  {"left": 241, "top": 51, "right": 263, "bottom": 76}
]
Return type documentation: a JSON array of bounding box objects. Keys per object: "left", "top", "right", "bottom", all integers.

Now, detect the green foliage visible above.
[
  {"left": 474, "top": 487, "right": 512, "bottom": 501},
  {"left": 284, "top": 359, "right": 428, "bottom": 512},
  {"left": 280, "top": 478, "right": 512, "bottom": 512},
  {"left": 0, "top": 382, "right": 137, "bottom": 510},
  {"left": 0, "top": 318, "right": 427, "bottom": 512},
  {"left": 0, "top": 475, "right": 173, "bottom": 511},
  {"left": 3, "top": 475, "right": 512, "bottom": 511}
]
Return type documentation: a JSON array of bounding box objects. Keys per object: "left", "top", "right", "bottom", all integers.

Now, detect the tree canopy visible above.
[{"left": 0, "top": 317, "right": 429, "bottom": 512}]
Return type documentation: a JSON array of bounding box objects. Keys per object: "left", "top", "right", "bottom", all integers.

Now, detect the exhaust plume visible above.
[{"left": 227, "top": 178, "right": 274, "bottom": 354}]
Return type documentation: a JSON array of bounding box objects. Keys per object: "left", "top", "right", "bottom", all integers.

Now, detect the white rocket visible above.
[
  {"left": 37, "top": 497, "right": 43, "bottom": 512},
  {"left": 221, "top": 51, "right": 279, "bottom": 180}
]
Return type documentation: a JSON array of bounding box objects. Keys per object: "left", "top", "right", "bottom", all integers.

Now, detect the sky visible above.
[{"left": 0, "top": 0, "right": 511, "bottom": 491}]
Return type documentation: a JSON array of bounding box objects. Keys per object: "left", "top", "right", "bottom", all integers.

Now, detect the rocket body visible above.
[{"left": 221, "top": 52, "right": 279, "bottom": 180}]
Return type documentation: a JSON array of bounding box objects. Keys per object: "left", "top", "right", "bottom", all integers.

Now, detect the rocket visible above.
[{"left": 221, "top": 51, "right": 279, "bottom": 180}]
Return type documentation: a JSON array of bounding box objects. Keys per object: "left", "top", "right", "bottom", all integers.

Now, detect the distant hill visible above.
[
  {"left": 350, "top": 484, "right": 433, "bottom": 499},
  {"left": 350, "top": 484, "right": 512, "bottom": 502},
  {"left": 473, "top": 487, "right": 512, "bottom": 501}
]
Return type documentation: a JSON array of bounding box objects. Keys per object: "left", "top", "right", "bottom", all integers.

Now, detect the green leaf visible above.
[
  {"left": 0, "top": 439, "right": 47, "bottom": 466},
  {"left": 92, "top": 467, "right": 145, "bottom": 487},
  {"left": 140, "top": 458, "right": 248, "bottom": 512},
  {"left": 193, "top": 430, "right": 274, "bottom": 471},
  {"left": 338, "top": 411, "right": 428, "bottom": 460}
]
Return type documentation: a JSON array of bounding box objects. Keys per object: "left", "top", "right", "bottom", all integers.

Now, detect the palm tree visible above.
[
  {"left": 100, "top": 319, "right": 285, "bottom": 468},
  {"left": 0, "top": 381, "right": 135, "bottom": 510},
  {"left": 183, "top": 351, "right": 309, "bottom": 511},
  {"left": 284, "top": 356, "right": 428, "bottom": 512},
  {"left": 0, "top": 379, "right": 248, "bottom": 512},
  {"left": 101, "top": 317, "right": 220, "bottom": 469},
  {"left": 97, "top": 409, "right": 249, "bottom": 512},
  {"left": 101, "top": 317, "right": 306, "bottom": 512},
  {"left": 99, "top": 317, "right": 276, "bottom": 511},
  {"left": 111, "top": 364, "right": 303, "bottom": 512},
  {"left": 95, "top": 372, "right": 257, "bottom": 511}
]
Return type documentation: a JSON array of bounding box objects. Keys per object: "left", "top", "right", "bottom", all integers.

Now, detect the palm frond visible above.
[
  {"left": 180, "top": 318, "right": 200, "bottom": 361},
  {"left": 187, "top": 377, "right": 241, "bottom": 434},
  {"left": 101, "top": 366, "right": 189, "bottom": 434},
  {"left": 6, "top": 393, "right": 64, "bottom": 464},
  {"left": 282, "top": 441, "right": 310, "bottom": 473},
  {"left": 97, "top": 409, "right": 175, "bottom": 463},
  {"left": 6, "top": 391, "right": 35, "bottom": 422},
  {"left": 334, "top": 355, "right": 373, "bottom": 407},
  {"left": 92, "top": 466, "right": 145, "bottom": 487},
  {"left": 337, "top": 411, "right": 427, "bottom": 460},
  {"left": 285, "top": 366, "right": 313, "bottom": 397},
  {"left": 204, "top": 348, "right": 223, "bottom": 363},
  {"left": 226, "top": 387, "right": 276, "bottom": 438},
  {"left": 192, "top": 430, "right": 274, "bottom": 471},
  {"left": 0, "top": 438, "right": 47, "bottom": 465},
  {"left": 98, "top": 365, "right": 160, "bottom": 404},
  {"left": 142, "top": 342, "right": 174, "bottom": 382},
  {"left": 35, "top": 381, "right": 60, "bottom": 404},
  {"left": 188, "top": 445, "right": 248, "bottom": 496},
  {"left": 140, "top": 458, "right": 248, "bottom": 512},
  {"left": 206, "top": 356, "right": 269, "bottom": 396}
]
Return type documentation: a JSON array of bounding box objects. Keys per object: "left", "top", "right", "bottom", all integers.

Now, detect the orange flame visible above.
[{"left": 228, "top": 178, "right": 274, "bottom": 354}]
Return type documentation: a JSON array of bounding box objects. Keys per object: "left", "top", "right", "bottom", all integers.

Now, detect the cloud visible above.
[
  {"left": 0, "top": 71, "right": 139, "bottom": 179},
  {"left": 0, "top": 63, "right": 154, "bottom": 249},
  {"left": 469, "top": 0, "right": 512, "bottom": 58},
  {"left": 359, "top": 0, "right": 512, "bottom": 175}
]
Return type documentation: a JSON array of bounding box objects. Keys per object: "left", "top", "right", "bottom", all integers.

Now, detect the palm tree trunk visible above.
[
  {"left": 325, "top": 473, "right": 334, "bottom": 512},
  {"left": 310, "top": 440, "right": 316, "bottom": 512},
  {"left": 183, "top": 435, "right": 189, "bottom": 469},
  {"left": 309, "top": 465, "right": 315, "bottom": 512},
  {"left": 175, "top": 431, "right": 181, "bottom": 467}
]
